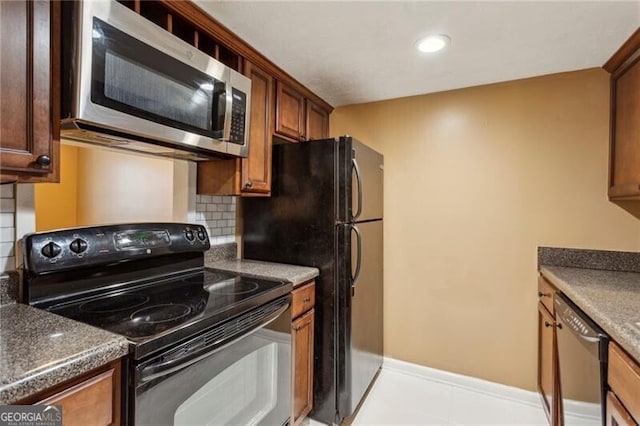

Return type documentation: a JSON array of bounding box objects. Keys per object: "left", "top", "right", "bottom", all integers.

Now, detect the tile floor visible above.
[{"left": 307, "top": 367, "right": 550, "bottom": 425}]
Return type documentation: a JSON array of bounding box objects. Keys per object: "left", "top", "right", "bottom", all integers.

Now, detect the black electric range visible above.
[{"left": 22, "top": 223, "right": 292, "bottom": 360}]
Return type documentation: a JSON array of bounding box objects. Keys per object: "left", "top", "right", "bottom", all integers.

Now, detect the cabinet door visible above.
[
  {"left": 242, "top": 61, "right": 273, "bottom": 194},
  {"left": 292, "top": 309, "right": 314, "bottom": 426},
  {"left": 607, "top": 29, "right": 640, "bottom": 199},
  {"left": 609, "top": 57, "right": 640, "bottom": 198},
  {"left": 305, "top": 99, "right": 329, "bottom": 140},
  {"left": 31, "top": 361, "right": 121, "bottom": 426},
  {"left": 291, "top": 281, "right": 315, "bottom": 319},
  {"left": 607, "top": 392, "right": 638, "bottom": 426},
  {"left": 275, "top": 81, "right": 305, "bottom": 142},
  {"left": 608, "top": 343, "right": 640, "bottom": 424},
  {"left": 538, "top": 303, "right": 558, "bottom": 426},
  {"left": 197, "top": 61, "right": 273, "bottom": 196},
  {"left": 0, "top": 0, "right": 59, "bottom": 181}
]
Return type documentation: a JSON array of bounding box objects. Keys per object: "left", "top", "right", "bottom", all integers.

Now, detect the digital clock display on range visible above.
[{"left": 114, "top": 229, "right": 171, "bottom": 250}]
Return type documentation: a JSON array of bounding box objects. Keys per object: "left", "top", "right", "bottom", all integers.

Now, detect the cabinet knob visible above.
[
  {"left": 245, "top": 180, "right": 253, "bottom": 188},
  {"left": 544, "top": 321, "right": 555, "bottom": 328},
  {"left": 538, "top": 291, "right": 550, "bottom": 298},
  {"left": 303, "top": 297, "right": 311, "bottom": 303},
  {"left": 36, "top": 155, "right": 51, "bottom": 166}
]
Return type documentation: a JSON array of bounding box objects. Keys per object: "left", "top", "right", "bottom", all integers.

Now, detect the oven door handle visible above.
[{"left": 139, "top": 302, "right": 289, "bottom": 384}]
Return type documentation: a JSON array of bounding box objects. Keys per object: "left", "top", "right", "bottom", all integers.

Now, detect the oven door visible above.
[{"left": 133, "top": 297, "right": 292, "bottom": 426}]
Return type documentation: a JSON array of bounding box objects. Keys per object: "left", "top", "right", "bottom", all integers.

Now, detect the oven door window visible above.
[
  {"left": 134, "top": 311, "right": 291, "bottom": 426},
  {"left": 90, "top": 17, "right": 225, "bottom": 139}
]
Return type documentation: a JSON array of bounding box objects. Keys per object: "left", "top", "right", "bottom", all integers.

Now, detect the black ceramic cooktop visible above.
[{"left": 47, "top": 268, "right": 290, "bottom": 359}]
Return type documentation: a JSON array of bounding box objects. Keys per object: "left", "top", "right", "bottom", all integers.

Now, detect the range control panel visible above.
[{"left": 24, "top": 223, "right": 210, "bottom": 276}]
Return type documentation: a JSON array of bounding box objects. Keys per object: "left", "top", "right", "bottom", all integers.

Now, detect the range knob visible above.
[
  {"left": 197, "top": 230, "right": 207, "bottom": 241},
  {"left": 41, "top": 241, "right": 62, "bottom": 258},
  {"left": 69, "top": 238, "right": 88, "bottom": 254},
  {"left": 185, "top": 230, "right": 195, "bottom": 241}
]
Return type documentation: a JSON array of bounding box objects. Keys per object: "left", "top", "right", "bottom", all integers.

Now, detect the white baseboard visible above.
[{"left": 382, "top": 357, "right": 542, "bottom": 408}]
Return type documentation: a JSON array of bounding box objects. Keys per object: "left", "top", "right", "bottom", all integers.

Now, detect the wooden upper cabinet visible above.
[
  {"left": 0, "top": 0, "right": 60, "bottom": 183},
  {"left": 197, "top": 60, "right": 273, "bottom": 195},
  {"left": 306, "top": 99, "right": 329, "bottom": 140},
  {"left": 276, "top": 81, "right": 306, "bottom": 142},
  {"left": 605, "top": 28, "right": 640, "bottom": 199},
  {"left": 241, "top": 61, "right": 273, "bottom": 193}
]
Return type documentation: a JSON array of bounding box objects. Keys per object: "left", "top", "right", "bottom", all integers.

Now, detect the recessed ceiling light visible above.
[{"left": 415, "top": 34, "right": 451, "bottom": 53}]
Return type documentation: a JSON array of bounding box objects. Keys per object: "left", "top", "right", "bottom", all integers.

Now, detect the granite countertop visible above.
[
  {"left": 0, "top": 303, "right": 129, "bottom": 404},
  {"left": 540, "top": 265, "right": 640, "bottom": 363},
  {"left": 206, "top": 259, "right": 319, "bottom": 287}
]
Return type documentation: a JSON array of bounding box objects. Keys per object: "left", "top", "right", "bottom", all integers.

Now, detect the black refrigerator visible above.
[{"left": 243, "top": 136, "right": 383, "bottom": 425}]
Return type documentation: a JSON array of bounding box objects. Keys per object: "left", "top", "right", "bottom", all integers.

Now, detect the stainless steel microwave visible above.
[{"left": 61, "top": 0, "right": 251, "bottom": 161}]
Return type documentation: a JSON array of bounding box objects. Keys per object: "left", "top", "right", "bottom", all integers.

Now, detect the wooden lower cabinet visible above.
[
  {"left": 291, "top": 281, "right": 315, "bottom": 426},
  {"left": 608, "top": 343, "right": 640, "bottom": 424},
  {"left": 537, "top": 275, "right": 560, "bottom": 426},
  {"left": 19, "top": 360, "right": 121, "bottom": 426},
  {"left": 292, "top": 309, "right": 314, "bottom": 424},
  {"left": 538, "top": 275, "right": 640, "bottom": 426},
  {"left": 607, "top": 392, "right": 638, "bottom": 426},
  {"left": 538, "top": 302, "right": 558, "bottom": 426}
]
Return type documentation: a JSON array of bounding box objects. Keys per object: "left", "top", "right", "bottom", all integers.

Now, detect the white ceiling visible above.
[{"left": 195, "top": 1, "right": 640, "bottom": 107}]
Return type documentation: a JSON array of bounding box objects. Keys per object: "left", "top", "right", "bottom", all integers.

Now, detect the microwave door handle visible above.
[
  {"left": 139, "top": 302, "right": 289, "bottom": 383},
  {"left": 222, "top": 84, "right": 233, "bottom": 142}
]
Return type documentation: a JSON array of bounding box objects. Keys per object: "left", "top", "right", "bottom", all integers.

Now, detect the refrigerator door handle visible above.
[
  {"left": 352, "top": 157, "right": 363, "bottom": 221},
  {"left": 350, "top": 224, "right": 362, "bottom": 295}
]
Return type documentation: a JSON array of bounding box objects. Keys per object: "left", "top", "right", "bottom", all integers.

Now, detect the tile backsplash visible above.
[
  {"left": 194, "top": 195, "right": 236, "bottom": 245},
  {"left": 0, "top": 185, "right": 236, "bottom": 275},
  {"left": 0, "top": 184, "right": 15, "bottom": 273}
]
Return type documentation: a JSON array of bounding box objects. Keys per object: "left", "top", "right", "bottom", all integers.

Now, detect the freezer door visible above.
[
  {"left": 346, "top": 219, "right": 383, "bottom": 416},
  {"left": 351, "top": 139, "right": 384, "bottom": 222}
]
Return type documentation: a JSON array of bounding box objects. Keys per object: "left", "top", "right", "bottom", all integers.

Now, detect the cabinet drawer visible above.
[
  {"left": 538, "top": 276, "right": 556, "bottom": 316},
  {"left": 607, "top": 391, "right": 638, "bottom": 426},
  {"left": 608, "top": 343, "right": 640, "bottom": 424},
  {"left": 292, "top": 281, "right": 315, "bottom": 319},
  {"left": 37, "top": 367, "right": 117, "bottom": 426}
]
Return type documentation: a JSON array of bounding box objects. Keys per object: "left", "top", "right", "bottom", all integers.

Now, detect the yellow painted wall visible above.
[
  {"left": 35, "top": 145, "right": 187, "bottom": 231},
  {"left": 75, "top": 148, "right": 174, "bottom": 225},
  {"left": 34, "top": 144, "right": 78, "bottom": 231},
  {"left": 330, "top": 68, "right": 640, "bottom": 391}
]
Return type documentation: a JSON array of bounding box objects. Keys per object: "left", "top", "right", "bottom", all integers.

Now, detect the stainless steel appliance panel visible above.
[
  {"left": 243, "top": 136, "right": 384, "bottom": 425},
  {"left": 347, "top": 220, "right": 383, "bottom": 414},
  {"left": 62, "top": 0, "right": 251, "bottom": 160},
  {"left": 135, "top": 299, "right": 292, "bottom": 426},
  {"left": 351, "top": 139, "right": 384, "bottom": 222},
  {"left": 555, "top": 294, "right": 608, "bottom": 426}
]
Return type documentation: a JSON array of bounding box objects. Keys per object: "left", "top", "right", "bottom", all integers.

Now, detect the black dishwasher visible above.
[{"left": 555, "top": 293, "right": 609, "bottom": 426}]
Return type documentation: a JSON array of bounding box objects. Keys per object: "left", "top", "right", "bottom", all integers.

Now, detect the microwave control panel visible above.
[{"left": 229, "top": 88, "right": 247, "bottom": 145}]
